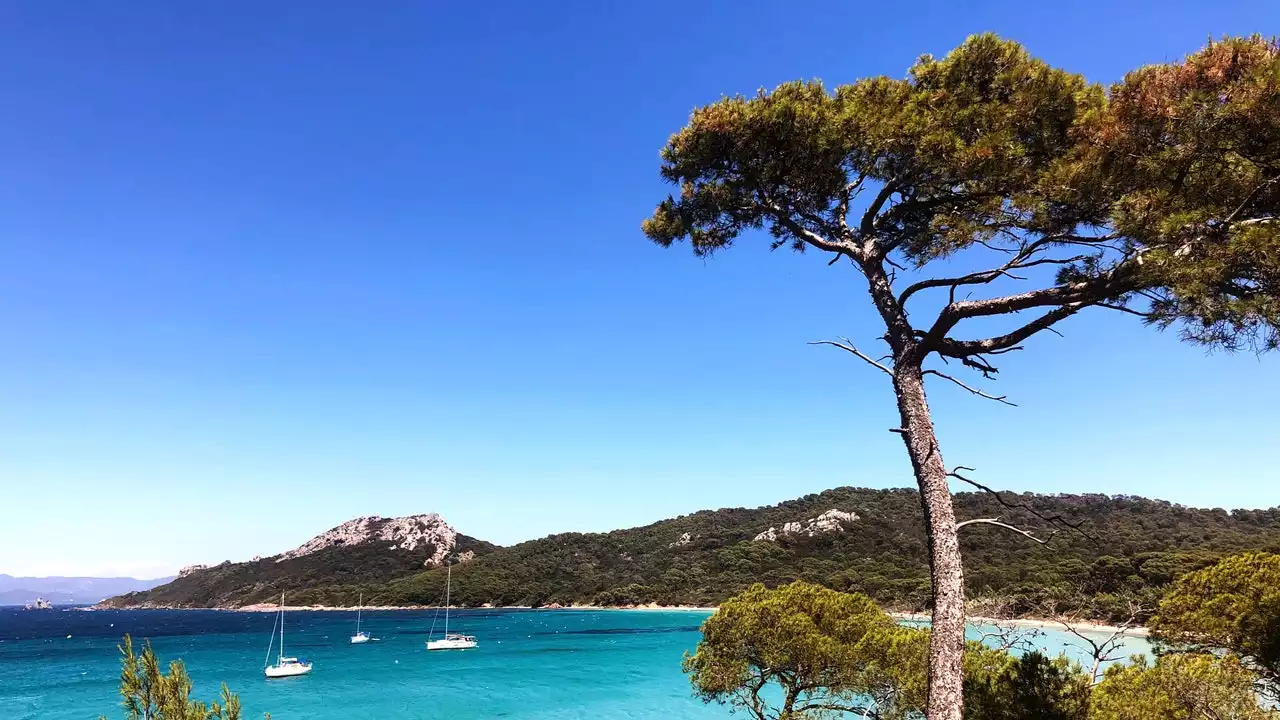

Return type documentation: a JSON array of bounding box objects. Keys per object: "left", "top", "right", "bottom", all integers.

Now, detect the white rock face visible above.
[
  {"left": 809, "top": 509, "right": 858, "bottom": 533},
  {"left": 753, "top": 509, "right": 860, "bottom": 541},
  {"left": 668, "top": 532, "right": 693, "bottom": 548},
  {"left": 178, "top": 564, "right": 208, "bottom": 577},
  {"left": 278, "top": 514, "right": 460, "bottom": 568}
]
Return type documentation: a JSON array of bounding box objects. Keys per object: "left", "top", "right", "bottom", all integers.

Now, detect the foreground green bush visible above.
[
  {"left": 1151, "top": 551, "right": 1280, "bottom": 702},
  {"left": 687, "top": 582, "right": 1276, "bottom": 720},
  {"left": 1090, "top": 653, "right": 1273, "bottom": 720},
  {"left": 99, "top": 635, "right": 267, "bottom": 720}
]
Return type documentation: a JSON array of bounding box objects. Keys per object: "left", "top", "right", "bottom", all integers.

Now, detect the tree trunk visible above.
[{"left": 892, "top": 365, "right": 966, "bottom": 720}]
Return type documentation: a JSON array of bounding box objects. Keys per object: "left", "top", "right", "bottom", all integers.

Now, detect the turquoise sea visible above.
[{"left": 0, "top": 608, "right": 1151, "bottom": 719}]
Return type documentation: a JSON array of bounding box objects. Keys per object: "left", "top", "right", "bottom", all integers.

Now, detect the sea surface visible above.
[{"left": 0, "top": 607, "right": 1151, "bottom": 720}]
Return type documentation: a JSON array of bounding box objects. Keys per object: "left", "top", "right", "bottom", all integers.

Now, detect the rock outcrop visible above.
[
  {"left": 753, "top": 509, "right": 859, "bottom": 542},
  {"left": 668, "top": 532, "right": 693, "bottom": 548},
  {"left": 278, "top": 514, "right": 460, "bottom": 568},
  {"left": 178, "top": 564, "right": 208, "bottom": 578}
]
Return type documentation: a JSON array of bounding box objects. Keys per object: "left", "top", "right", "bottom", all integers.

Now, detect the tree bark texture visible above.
[{"left": 893, "top": 366, "right": 965, "bottom": 720}]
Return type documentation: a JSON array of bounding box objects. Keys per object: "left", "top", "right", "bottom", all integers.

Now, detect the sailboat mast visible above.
[
  {"left": 443, "top": 564, "right": 451, "bottom": 635},
  {"left": 279, "top": 592, "right": 285, "bottom": 663},
  {"left": 356, "top": 592, "right": 362, "bottom": 633}
]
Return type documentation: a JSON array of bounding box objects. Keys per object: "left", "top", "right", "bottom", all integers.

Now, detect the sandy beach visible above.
[{"left": 94, "top": 602, "right": 1146, "bottom": 635}]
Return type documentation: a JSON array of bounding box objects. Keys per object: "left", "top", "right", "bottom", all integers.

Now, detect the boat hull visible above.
[
  {"left": 264, "top": 663, "right": 313, "bottom": 678},
  {"left": 426, "top": 638, "right": 477, "bottom": 650},
  {"left": 350, "top": 633, "right": 370, "bottom": 644}
]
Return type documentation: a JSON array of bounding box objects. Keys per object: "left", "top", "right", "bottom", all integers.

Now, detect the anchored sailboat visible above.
[
  {"left": 350, "top": 592, "right": 370, "bottom": 644},
  {"left": 264, "top": 592, "right": 313, "bottom": 678},
  {"left": 426, "top": 564, "right": 477, "bottom": 650}
]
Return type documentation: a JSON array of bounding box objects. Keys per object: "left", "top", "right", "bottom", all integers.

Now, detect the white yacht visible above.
[
  {"left": 264, "top": 592, "right": 314, "bottom": 678},
  {"left": 426, "top": 564, "right": 477, "bottom": 651}
]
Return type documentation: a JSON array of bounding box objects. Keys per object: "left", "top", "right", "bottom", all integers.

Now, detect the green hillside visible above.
[
  {"left": 106, "top": 488, "right": 1280, "bottom": 620},
  {"left": 350, "top": 488, "right": 1280, "bottom": 620},
  {"left": 103, "top": 532, "right": 496, "bottom": 608}
]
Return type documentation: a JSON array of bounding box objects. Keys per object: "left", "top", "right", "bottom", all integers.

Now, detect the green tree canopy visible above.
[
  {"left": 1150, "top": 551, "right": 1280, "bottom": 700},
  {"left": 644, "top": 33, "right": 1280, "bottom": 720},
  {"left": 685, "top": 581, "right": 1092, "bottom": 720},
  {"left": 1089, "top": 653, "right": 1275, "bottom": 720},
  {"left": 643, "top": 34, "right": 1280, "bottom": 349},
  {"left": 964, "top": 651, "right": 1092, "bottom": 720},
  {"left": 684, "top": 581, "right": 921, "bottom": 719}
]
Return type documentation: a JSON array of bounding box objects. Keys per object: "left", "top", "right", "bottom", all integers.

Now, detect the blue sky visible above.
[{"left": 2, "top": 1, "right": 1277, "bottom": 578}]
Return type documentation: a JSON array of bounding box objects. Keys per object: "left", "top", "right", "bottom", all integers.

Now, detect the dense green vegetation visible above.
[
  {"left": 109, "top": 487, "right": 1280, "bottom": 619},
  {"left": 1088, "top": 654, "right": 1272, "bottom": 720},
  {"left": 687, "top": 581, "right": 1278, "bottom": 720},
  {"left": 104, "top": 533, "right": 495, "bottom": 608},
  {"left": 1150, "top": 551, "right": 1280, "bottom": 701},
  {"left": 369, "top": 488, "right": 1280, "bottom": 619}
]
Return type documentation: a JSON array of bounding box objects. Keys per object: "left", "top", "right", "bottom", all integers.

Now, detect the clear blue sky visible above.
[{"left": 2, "top": 1, "right": 1277, "bottom": 578}]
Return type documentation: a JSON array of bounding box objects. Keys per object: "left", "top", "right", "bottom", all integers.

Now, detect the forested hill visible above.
[
  {"left": 105, "top": 488, "right": 1280, "bottom": 618},
  {"left": 101, "top": 514, "right": 498, "bottom": 609},
  {"left": 326, "top": 488, "right": 1280, "bottom": 619}
]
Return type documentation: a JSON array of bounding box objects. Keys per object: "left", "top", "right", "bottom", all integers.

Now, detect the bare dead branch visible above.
[
  {"left": 809, "top": 339, "right": 894, "bottom": 376},
  {"left": 947, "top": 466, "right": 1098, "bottom": 543},
  {"left": 956, "top": 517, "right": 1057, "bottom": 545},
  {"left": 922, "top": 369, "right": 1017, "bottom": 406},
  {"left": 1052, "top": 602, "right": 1144, "bottom": 683}
]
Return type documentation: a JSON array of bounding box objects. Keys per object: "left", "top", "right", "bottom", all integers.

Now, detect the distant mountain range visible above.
[
  {"left": 0, "top": 574, "right": 174, "bottom": 606},
  {"left": 102, "top": 488, "right": 1280, "bottom": 622}
]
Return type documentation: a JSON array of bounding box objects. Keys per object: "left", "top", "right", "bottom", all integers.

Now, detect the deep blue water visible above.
[{"left": 0, "top": 608, "right": 1151, "bottom": 719}]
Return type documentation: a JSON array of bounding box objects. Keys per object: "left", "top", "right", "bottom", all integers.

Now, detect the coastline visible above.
[
  {"left": 89, "top": 603, "right": 1147, "bottom": 634},
  {"left": 90, "top": 602, "right": 718, "bottom": 613}
]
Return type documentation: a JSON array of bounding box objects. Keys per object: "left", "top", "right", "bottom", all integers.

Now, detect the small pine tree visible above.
[{"left": 99, "top": 634, "right": 268, "bottom": 720}]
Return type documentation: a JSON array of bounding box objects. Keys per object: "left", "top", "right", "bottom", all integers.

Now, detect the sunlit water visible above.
[{"left": 0, "top": 608, "right": 1150, "bottom": 719}]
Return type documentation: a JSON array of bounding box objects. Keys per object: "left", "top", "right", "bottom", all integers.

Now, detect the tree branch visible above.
[
  {"left": 794, "top": 702, "right": 881, "bottom": 718},
  {"left": 1052, "top": 604, "right": 1142, "bottom": 683},
  {"left": 932, "top": 303, "right": 1087, "bottom": 361},
  {"left": 759, "top": 197, "right": 860, "bottom": 259},
  {"left": 947, "top": 466, "right": 1097, "bottom": 542},
  {"left": 836, "top": 173, "right": 869, "bottom": 236},
  {"left": 921, "top": 369, "right": 1016, "bottom": 406},
  {"left": 956, "top": 517, "right": 1058, "bottom": 545},
  {"left": 860, "top": 181, "right": 899, "bottom": 237},
  {"left": 810, "top": 338, "right": 895, "bottom": 376},
  {"left": 1096, "top": 301, "right": 1155, "bottom": 319}
]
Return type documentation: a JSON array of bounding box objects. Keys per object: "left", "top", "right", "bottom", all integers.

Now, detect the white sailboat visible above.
[
  {"left": 426, "top": 564, "right": 477, "bottom": 650},
  {"left": 264, "top": 592, "right": 313, "bottom": 678},
  {"left": 350, "top": 592, "right": 370, "bottom": 644}
]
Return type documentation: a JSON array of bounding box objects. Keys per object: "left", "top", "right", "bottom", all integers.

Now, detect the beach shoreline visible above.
[
  {"left": 86, "top": 602, "right": 1147, "bottom": 634},
  {"left": 87, "top": 602, "right": 718, "bottom": 613}
]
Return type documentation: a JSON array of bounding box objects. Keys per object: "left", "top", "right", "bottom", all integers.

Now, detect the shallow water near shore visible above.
[{"left": 0, "top": 607, "right": 1151, "bottom": 720}]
